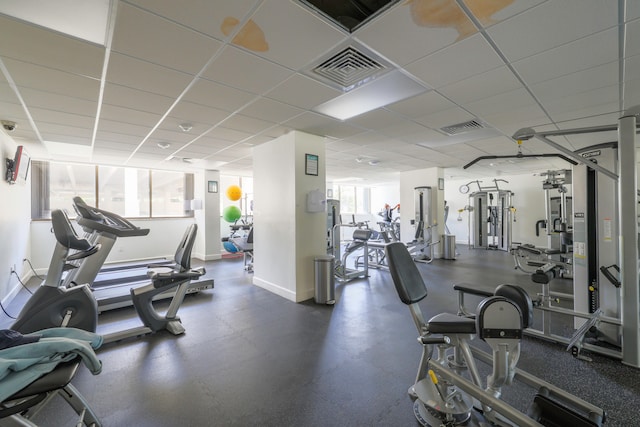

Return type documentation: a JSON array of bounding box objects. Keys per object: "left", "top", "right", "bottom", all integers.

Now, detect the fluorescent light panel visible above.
[{"left": 314, "top": 70, "right": 428, "bottom": 120}]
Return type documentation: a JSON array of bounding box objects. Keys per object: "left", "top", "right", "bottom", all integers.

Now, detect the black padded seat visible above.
[
  {"left": 427, "top": 313, "right": 476, "bottom": 334},
  {"left": 7, "top": 359, "right": 78, "bottom": 400},
  {"left": 0, "top": 359, "right": 80, "bottom": 419},
  {"left": 495, "top": 284, "right": 534, "bottom": 328}
]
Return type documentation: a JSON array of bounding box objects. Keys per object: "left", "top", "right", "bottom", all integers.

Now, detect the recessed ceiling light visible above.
[
  {"left": 157, "top": 142, "right": 171, "bottom": 149},
  {"left": 179, "top": 123, "right": 193, "bottom": 132},
  {"left": 313, "top": 70, "right": 428, "bottom": 120},
  {"left": 368, "top": 160, "right": 380, "bottom": 166}
]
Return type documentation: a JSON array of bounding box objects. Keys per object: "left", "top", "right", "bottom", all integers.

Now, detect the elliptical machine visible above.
[{"left": 12, "top": 209, "right": 205, "bottom": 343}]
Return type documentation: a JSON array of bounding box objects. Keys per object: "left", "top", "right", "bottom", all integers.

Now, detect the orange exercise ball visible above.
[{"left": 226, "top": 185, "right": 242, "bottom": 201}]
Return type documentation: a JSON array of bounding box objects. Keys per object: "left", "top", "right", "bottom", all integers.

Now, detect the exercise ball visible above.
[
  {"left": 226, "top": 185, "right": 242, "bottom": 201},
  {"left": 223, "top": 241, "right": 238, "bottom": 253},
  {"left": 223, "top": 205, "right": 242, "bottom": 223}
]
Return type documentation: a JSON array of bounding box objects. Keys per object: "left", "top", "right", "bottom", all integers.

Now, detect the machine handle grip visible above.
[{"left": 599, "top": 265, "right": 621, "bottom": 288}]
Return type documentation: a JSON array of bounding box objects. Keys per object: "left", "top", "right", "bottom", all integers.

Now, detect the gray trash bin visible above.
[
  {"left": 443, "top": 235, "right": 456, "bottom": 260},
  {"left": 314, "top": 255, "right": 335, "bottom": 305}
]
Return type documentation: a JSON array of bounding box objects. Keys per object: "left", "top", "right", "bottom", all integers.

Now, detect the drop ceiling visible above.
[{"left": 0, "top": 0, "right": 638, "bottom": 184}]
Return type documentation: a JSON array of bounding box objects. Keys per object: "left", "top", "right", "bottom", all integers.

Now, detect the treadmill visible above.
[{"left": 65, "top": 197, "right": 214, "bottom": 312}]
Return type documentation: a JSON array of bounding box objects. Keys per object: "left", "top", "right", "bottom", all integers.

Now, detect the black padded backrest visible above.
[
  {"left": 72, "top": 196, "right": 103, "bottom": 221},
  {"left": 495, "top": 284, "right": 534, "bottom": 328},
  {"left": 385, "top": 242, "right": 428, "bottom": 305},
  {"left": 51, "top": 210, "right": 93, "bottom": 251},
  {"left": 352, "top": 228, "right": 372, "bottom": 241},
  {"left": 246, "top": 227, "right": 254, "bottom": 244},
  {"left": 174, "top": 224, "right": 198, "bottom": 271}
]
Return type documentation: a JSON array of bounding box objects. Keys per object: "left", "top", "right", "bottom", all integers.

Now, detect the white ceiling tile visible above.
[
  {"left": 3, "top": 58, "right": 99, "bottom": 101},
  {"left": 29, "top": 107, "right": 94, "bottom": 130},
  {"left": 249, "top": 1, "right": 345, "bottom": 70},
  {"left": 466, "top": 88, "right": 539, "bottom": 119},
  {"left": 97, "top": 119, "right": 150, "bottom": 138},
  {"left": 201, "top": 45, "right": 293, "bottom": 95},
  {"left": 220, "top": 114, "right": 275, "bottom": 134},
  {"left": 20, "top": 88, "right": 97, "bottom": 118},
  {"left": 206, "top": 126, "right": 253, "bottom": 143},
  {"left": 106, "top": 53, "right": 193, "bottom": 97},
  {"left": 0, "top": 15, "right": 104, "bottom": 78},
  {"left": 628, "top": 3, "right": 640, "bottom": 21},
  {"left": 530, "top": 61, "right": 619, "bottom": 104},
  {"left": 95, "top": 131, "right": 142, "bottom": 146},
  {"left": 345, "top": 109, "right": 407, "bottom": 130},
  {"left": 405, "top": 34, "right": 504, "bottom": 88},
  {"left": 266, "top": 74, "right": 341, "bottom": 109},
  {"left": 513, "top": 27, "right": 619, "bottom": 85},
  {"left": 439, "top": 66, "right": 523, "bottom": 105},
  {"left": 127, "top": 0, "right": 258, "bottom": 39},
  {"left": 488, "top": 0, "right": 618, "bottom": 63},
  {"left": 239, "top": 98, "right": 304, "bottom": 123},
  {"left": 378, "top": 119, "right": 432, "bottom": 138},
  {"left": 112, "top": 3, "right": 222, "bottom": 75},
  {"left": 474, "top": 0, "right": 548, "bottom": 24},
  {"left": 542, "top": 85, "right": 619, "bottom": 120},
  {"left": 480, "top": 104, "right": 549, "bottom": 135},
  {"left": 99, "top": 104, "right": 160, "bottom": 128},
  {"left": 168, "top": 101, "right": 230, "bottom": 127},
  {"left": 624, "top": 75, "right": 640, "bottom": 110},
  {"left": 385, "top": 91, "right": 457, "bottom": 118},
  {"left": 414, "top": 107, "right": 476, "bottom": 129},
  {"left": 626, "top": 19, "right": 640, "bottom": 58},
  {"left": 182, "top": 78, "right": 257, "bottom": 112},
  {"left": 356, "top": 1, "right": 469, "bottom": 66},
  {"left": 102, "top": 83, "right": 174, "bottom": 114}
]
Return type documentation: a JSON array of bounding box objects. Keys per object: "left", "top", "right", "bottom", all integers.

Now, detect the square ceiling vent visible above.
[
  {"left": 298, "top": 0, "right": 400, "bottom": 33},
  {"left": 305, "top": 42, "right": 393, "bottom": 92}
]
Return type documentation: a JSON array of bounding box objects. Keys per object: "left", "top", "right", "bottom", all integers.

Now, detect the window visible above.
[
  {"left": 336, "top": 185, "right": 370, "bottom": 215},
  {"left": 98, "top": 167, "right": 149, "bottom": 217},
  {"left": 31, "top": 161, "right": 96, "bottom": 218},
  {"left": 151, "top": 170, "right": 191, "bottom": 217},
  {"left": 31, "top": 160, "right": 193, "bottom": 220}
]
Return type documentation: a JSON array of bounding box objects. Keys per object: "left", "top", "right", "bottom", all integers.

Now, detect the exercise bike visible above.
[
  {"left": 384, "top": 242, "right": 606, "bottom": 427},
  {"left": 11, "top": 209, "right": 205, "bottom": 344}
]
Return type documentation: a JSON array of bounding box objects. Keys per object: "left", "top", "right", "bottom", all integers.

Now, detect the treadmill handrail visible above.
[{"left": 73, "top": 197, "right": 150, "bottom": 238}]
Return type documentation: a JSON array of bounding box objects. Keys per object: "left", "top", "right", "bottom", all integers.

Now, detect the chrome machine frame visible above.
[{"left": 512, "top": 105, "right": 640, "bottom": 367}]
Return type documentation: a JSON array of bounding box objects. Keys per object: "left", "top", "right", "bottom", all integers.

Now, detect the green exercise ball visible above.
[{"left": 223, "top": 205, "right": 242, "bottom": 223}]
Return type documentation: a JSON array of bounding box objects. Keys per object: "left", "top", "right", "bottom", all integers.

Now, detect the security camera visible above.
[{"left": 1, "top": 120, "right": 16, "bottom": 132}]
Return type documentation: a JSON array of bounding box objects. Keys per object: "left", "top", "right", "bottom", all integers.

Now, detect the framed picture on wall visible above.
[
  {"left": 305, "top": 153, "right": 319, "bottom": 176},
  {"left": 208, "top": 180, "right": 218, "bottom": 193}
]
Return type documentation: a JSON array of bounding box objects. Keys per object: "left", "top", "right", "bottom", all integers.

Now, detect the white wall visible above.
[
  {"left": 443, "top": 174, "right": 550, "bottom": 248},
  {"left": 193, "top": 169, "right": 221, "bottom": 261},
  {"left": 0, "top": 131, "right": 32, "bottom": 305},
  {"left": 253, "top": 131, "right": 326, "bottom": 302}
]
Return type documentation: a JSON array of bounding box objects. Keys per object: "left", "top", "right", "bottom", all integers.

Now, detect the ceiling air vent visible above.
[
  {"left": 306, "top": 43, "right": 393, "bottom": 92},
  {"left": 440, "top": 119, "right": 488, "bottom": 136}
]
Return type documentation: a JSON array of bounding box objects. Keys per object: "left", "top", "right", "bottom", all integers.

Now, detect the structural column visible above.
[{"left": 618, "top": 109, "right": 639, "bottom": 367}]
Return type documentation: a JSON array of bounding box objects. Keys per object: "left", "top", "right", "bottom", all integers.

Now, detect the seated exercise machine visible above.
[
  {"left": 0, "top": 329, "right": 103, "bottom": 426},
  {"left": 11, "top": 209, "right": 205, "bottom": 343},
  {"left": 68, "top": 197, "right": 214, "bottom": 312},
  {"left": 385, "top": 242, "right": 605, "bottom": 426},
  {"left": 331, "top": 222, "right": 372, "bottom": 283}
]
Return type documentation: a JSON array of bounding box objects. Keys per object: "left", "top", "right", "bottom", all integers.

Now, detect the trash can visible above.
[
  {"left": 443, "top": 235, "right": 456, "bottom": 260},
  {"left": 314, "top": 255, "right": 335, "bottom": 305}
]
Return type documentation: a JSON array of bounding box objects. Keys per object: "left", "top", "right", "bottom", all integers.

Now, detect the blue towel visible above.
[{"left": 0, "top": 328, "right": 103, "bottom": 402}]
